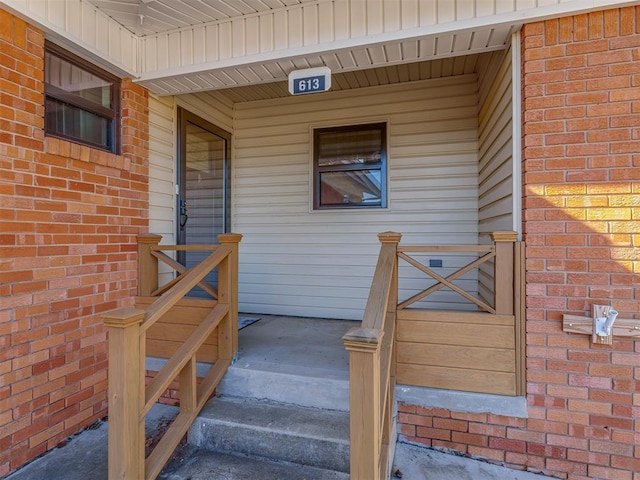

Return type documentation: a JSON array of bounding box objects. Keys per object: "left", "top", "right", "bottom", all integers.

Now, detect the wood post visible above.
[
  {"left": 491, "top": 231, "right": 518, "bottom": 316},
  {"left": 137, "top": 234, "right": 162, "bottom": 296},
  {"left": 217, "top": 233, "right": 242, "bottom": 356},
  {"left": 102, "top": 307, "right": 146, "bottom": 480},
  {"left": 343, "top": 232, "right": 401, "bottom": 480},
  {"left": 343, "top": 330, "right": 382, "bottom": 480}
]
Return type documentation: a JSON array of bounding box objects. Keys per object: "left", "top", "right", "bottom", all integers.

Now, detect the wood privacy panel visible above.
[
  {"left": 396, "top": 309, "right": 517, "bottom": 395},
  {"left": 136, "top": 297, "right": 220, "bottom": 363},
  {"left": 232, "top": 75, "right": 480, "bottom": 319}
]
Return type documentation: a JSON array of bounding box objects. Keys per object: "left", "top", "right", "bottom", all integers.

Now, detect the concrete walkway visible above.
[
  {"left": 6, "top": 413, "right": 555, "bottom": 480},
  {"left": 392, "top": 442, "right": 553, "bottom": 480}
]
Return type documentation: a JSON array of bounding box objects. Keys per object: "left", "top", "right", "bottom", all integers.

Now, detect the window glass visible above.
[
  {"left": 313, "top": 123, "right": 387, "bottom": 209},
  {"left": 319, "top": 171, "right": 383, "bottom": 206},
  {"left": 317, "top": 129, "right": 383, "bottom": 167},
  {"left": 44, "top": 44, "right": 120, "bottom": 153}
]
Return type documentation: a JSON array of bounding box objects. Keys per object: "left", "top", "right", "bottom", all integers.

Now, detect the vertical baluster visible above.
[{"left": 179, "top": 357, "right": 197, "bottom": 415}]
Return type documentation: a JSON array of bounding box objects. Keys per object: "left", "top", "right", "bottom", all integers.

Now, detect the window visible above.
[
  {"left": 44, "top": 43, "right": 120, "bottom": 153},
  {"left": 313, "top": 123, "right": 387, "bottom": 209}
]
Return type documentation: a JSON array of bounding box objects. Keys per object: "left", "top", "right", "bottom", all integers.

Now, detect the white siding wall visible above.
[
  {"left": 476, "top": 46, "right": 514, "bottom": 302},
  {"left": 148, "top": 94, "right": 177, "bottom": 285},
  {"left": 177, "top": 91, "right": 234, "bottom": 134},
  {"left": 233, "top": 76, "right": 480, "bottom": 320},
  {"left": 477, "top": 48, "right": 514, "bottom": 238}
]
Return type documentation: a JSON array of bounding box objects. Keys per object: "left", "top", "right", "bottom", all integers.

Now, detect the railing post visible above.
[
  {"left": 102, "top": 307, "right": 146, "bottom": 480},
  {"left": 378, "top": 231, "right": 401, "bottom": 310},
  {"left": 217, "top": 233, "right": 243, "bottom": 356},
  {"left": 137, "top": 234, "right": 162, "bottom": 296},
  {"left": 491, "top": 231, "right": 518, "bottom": 315},
  {"left": 343, "top": 232, "right": 401, "bottom": 480},
  {"left": 343, "top": 331, "right": 382, "bottom": 480}
]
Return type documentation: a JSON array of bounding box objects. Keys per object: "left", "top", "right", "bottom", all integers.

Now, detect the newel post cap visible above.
[
  {"left": 137, "top": 233, "right": 162, "bottom": 244},
  {"left": 491, "top": 231, "right": 518, "bottom": 243},
  {"left": 378, "top": 232, "right": 402, "bottom": 244},
  {"left": 218, "top": 233, "right": 243, "bottom": 244},
  {"left": 102, "top": 308, "right": 145, "bottom": 328}
]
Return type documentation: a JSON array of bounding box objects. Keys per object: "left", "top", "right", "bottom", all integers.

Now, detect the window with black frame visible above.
[
  {"left": 313, "top": 122, "right": 387, "bottom": 210},
  {"left": 44, "top": 43, "right": 120, "bottom": 154}
]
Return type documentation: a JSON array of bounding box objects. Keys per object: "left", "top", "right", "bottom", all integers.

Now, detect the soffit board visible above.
[{"left": 2, "top": 0, "right": 638, "bottom": 96}]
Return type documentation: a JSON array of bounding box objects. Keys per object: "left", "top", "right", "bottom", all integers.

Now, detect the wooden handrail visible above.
[
  {"left": 397, "top": 250, "right": 496, "bottom": 310},
  {"left": 142, "top": 303, "right": 229, "bottom": 415},
  {"left": 141, "top": 246, "right": 230, "bottom": 333},
  {"left": 150, "top": 249, "right": 218, "bottom": 298},
  {"left": 102, "top": 233, "right": 242, "bottom": 480},
  {"left": 398, "top": 244, "right": 495, "bottom": 253},
  {"left": 396, "top": 233, "right": 517, "bottom": 313},
  {"left": 397, "top": 250, "right": 496, "bottom": 312},
  {"left": 343, "top": 232, "right": 400, "bottom": 480}
]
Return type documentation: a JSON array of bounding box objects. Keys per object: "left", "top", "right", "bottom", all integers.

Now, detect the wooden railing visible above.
[
  {"left": 343, "top": 232, "right": 401, "bottom": 480},
  {"left": 345, "top": 231, "right": 522, "bottom": 478},
  {"left": 397, "top": 231, "right": 518, "bottom": 314},
  {"left": 102, "top": 233, "right": 241, "bottom": 480}
]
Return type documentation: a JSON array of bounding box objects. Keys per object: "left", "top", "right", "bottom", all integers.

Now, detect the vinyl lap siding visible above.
[
  {"left": 476, "top": 46, "right": 514, "bottom": 304},
  {"left": 478, "top": 48, "right": 514, "bottom": 237},
  {"left": 233, "top": 76, "right": 480, "bottom": 319},
  {"left": 178, "top": 91, "right": 234, "bottom": 134},
  {"left": 149, "top": 94, "right": 177, "bottom": 285}
]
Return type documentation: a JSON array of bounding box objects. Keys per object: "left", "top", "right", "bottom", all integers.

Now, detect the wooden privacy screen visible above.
[
  {"left": 137, "top": 296, "right": 219, "bottom": 363},
  {"left": 394, "top": 232, "right": 523, "bottom": 397},
  {"left": 396, "top": 309, "right": 517, "bottom": 395}
]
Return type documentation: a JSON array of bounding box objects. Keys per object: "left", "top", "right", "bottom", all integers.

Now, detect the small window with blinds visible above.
[
  {"left": 313, "top": 123, "right": 387, "bottom": 210},
  {"left": 44, "top": 43, "right": 120, "bottom": 154}
]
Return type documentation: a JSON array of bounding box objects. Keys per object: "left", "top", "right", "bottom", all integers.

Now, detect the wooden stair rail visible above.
[
  {"left": 344, "top": 231, "right": 522, "bottom": 477},
  {"left": 102, "top": 233, "right": 242, "bottom": 480},
  {"left": 343, "top": 232, "right": 401, "bottom": 480}
]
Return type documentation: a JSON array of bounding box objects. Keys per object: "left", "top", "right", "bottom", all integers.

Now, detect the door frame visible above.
[{"left": 176, "top": 107, "right": 232, "bottom": 258}]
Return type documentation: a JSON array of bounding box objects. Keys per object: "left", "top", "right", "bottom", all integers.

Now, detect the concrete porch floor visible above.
[
  {"left": 6, "top": 315, "right": 553, "bottom": 480},
  {"left": 234, "top": 314, "right": 352, "bottom": 379}
]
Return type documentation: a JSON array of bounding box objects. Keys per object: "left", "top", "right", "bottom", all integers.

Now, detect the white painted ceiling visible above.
[
  {"left": 87, "top": 0, "right": 319, "bottom": 36},
  {"left": 81, "top": 0, "right": 515, "bottom": 96},
  {"left": 214, "top": 54, "right": 485, "bottom": 101}
]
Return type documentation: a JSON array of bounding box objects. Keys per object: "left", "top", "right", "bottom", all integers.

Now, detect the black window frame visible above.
[
  {"left": 313, "top": 122, "right": 388, "bottom": 210},
  {"left": 44, "top": 42, "right": 121, "bottom": 154}
]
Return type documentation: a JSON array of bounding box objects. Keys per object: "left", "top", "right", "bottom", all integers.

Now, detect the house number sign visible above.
[{"left": 288, "top": 67, "right": 331, "bottom": 95}]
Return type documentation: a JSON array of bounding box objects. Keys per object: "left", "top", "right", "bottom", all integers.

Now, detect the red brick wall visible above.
[
  {"left": 399, "top": 7, "right": 640, "bottom": 480},
  {"left": 0, "top": 10, "right": 149, "bottom": 476}
]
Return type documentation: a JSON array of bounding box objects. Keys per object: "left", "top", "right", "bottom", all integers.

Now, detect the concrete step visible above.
[
  {"left": 158, "top": 447, "right": 349, "bottom": 480},
  {"left": 217, "top": 362, "right": 350, "bottom": 411},
  {"left": 216, "top": 315, "right": 352, "bottom": 412},
  {"left": 188, "top": 395, "right": 350, "bottom": 474}
]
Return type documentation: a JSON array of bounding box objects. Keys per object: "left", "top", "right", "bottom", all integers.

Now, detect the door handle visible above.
[{"left": 179, "top": 199, "right": 188, "bottom": 229}]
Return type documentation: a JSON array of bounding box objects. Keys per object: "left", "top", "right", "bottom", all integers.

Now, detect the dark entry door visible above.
[{"left": 177, "top": 108, "right": 231, "bottom": 292}]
